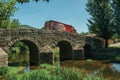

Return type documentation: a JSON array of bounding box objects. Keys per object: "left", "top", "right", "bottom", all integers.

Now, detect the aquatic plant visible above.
[
  {"left": 115, "top": 55, "right": 120, "bottom": 62},
  {"left": 6, "top": 67, "right": 106, "bottom": 80},
  {"left": 60, "top": 67, "right": 83, "bottom": 80}
]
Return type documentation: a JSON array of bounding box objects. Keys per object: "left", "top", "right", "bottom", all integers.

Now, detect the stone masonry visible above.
[
  {"left": 0, "top": 29, "right": 104, "bottom": 66},
  {"left": 0, "top": 48, "right": 8, "bottom": 67}
]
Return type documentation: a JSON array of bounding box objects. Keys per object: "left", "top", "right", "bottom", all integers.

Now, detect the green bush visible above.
[{"left": 0, "top": 66, "right": 8, "bottom": 77}]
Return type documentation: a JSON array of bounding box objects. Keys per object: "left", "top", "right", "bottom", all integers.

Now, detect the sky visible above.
[{"left": 13, "top": 0, "right": 90, "bottom": 33}]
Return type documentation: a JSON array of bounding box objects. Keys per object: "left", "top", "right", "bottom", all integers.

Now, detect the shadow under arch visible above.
[
  {"left": 21, "top": 40, "right": 39, "bottom": 66},
  {"left": 8, "top": 40, "right": 39, "bottom": 66},
  {"left": 83, "top": 44, "right": 93, "bottom": 59},
  {"left": 57, "top": 40, "right": 72, "bottom": 61}
]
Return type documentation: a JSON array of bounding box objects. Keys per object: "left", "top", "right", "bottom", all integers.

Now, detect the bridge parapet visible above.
[{"left": 0, "top": 29, "right": 104, "bottom": 51}]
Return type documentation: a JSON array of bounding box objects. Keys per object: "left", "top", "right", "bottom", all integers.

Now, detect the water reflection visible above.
[
  {"left": 60, "top": 60, "right": 120, "bottom": 80},
  {"left": 24, "top": 67, "right": 30, "bottom": 73},
  {"left": 23, "top": 66, "right": 39, "bottom": 73},
  {"left": 112, "top": 63, "right": 120, "bottom": 72}
]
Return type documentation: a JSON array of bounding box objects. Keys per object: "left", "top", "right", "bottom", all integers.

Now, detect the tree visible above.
[
  {"left": 112, "top": 0, "right": 120, "bottom": 36},
  {"left": 8, "top": 41, "right": 29, "bottom": 66},
  {"left": 80, "top": 32, "right": 89, "bottom": 36},
  {"left": 0, "top": 0, "right": 17, "bottom": 29},
  {"left": 0, "top": 0, "right": 48, "bottom": 29},
  {"left": 9, "top": 19, "right": 20, "bottom": 28},
  {"left": 16, "top": 0, "right": 49, "bottom": 4},
  {"left": 86, "top": 0, "right": 114, "bottom": 48}
]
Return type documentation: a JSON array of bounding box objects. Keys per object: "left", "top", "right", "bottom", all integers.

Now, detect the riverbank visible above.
[{"left": 61, "top": 60, "right": 120, "bottom": 80}]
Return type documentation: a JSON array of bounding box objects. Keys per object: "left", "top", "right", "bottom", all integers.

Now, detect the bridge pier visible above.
[
  {"left": 39, "top": 45, "right": 54, "bottom": 65},
  {"left": 0, "top": 48, "right": 8, "bottom": 67},
  {"left": 40, "top": 52, "right": 54, "bottom": 65},
  {"left": 72, "top": 49, "right": 84, "bottom": 59}
]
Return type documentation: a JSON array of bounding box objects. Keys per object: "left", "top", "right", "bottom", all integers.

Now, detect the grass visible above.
[
  {"left": 108, "top": 46, "right": 120, "bottom": 48},
  {"left": 0, "top": 67, "right": 8, "bottom": 78},
  {"left": 53, "top": 47, "right": 59, "bottom": 55},
  {"left": 5, "top": 66, "right": 106, "bottom": 80},
  {"left": 39, "top": 63, "right": 56, "bottom": 69},
  {"left": 53, "top": 47, "right": 60, "bottom": 64},
  {"left": 0, "top": 62, "right": 107, "bottom": 80},
  {"left": 0, "top": 66, "right": 24, "bottom": 80},
  {"left": 86, "top": 59, "right": 94, "bottom": 62},
  {"left": 7, "top": 66, "right": 24, "bottom": 74}
]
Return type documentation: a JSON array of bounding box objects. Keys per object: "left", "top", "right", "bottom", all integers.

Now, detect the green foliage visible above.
[
  {"left": 5, "top": 66, "right": 106, "bottom": 80},
  {"left": 8, "top": 41, "right": 29, "bottom": 66},
  {"left": 7, "top": 67, "right": 23, "bottom": 74},
  {"left": 53, "top": 47, "right": 59, "bottom": 64},
  {"left": 6, "top": 73, "right": 18, "bottom": 80},
  {"left": 80, "top": 32, "right": 89, "bottom": 35},
  {"left": 60, "top": 67, "right": 82, "bottom": 80},
  {"left": 86, "top": 59, "right": 93, "bottom": 62},
  {"left": 109, "top": 46, "right": 120, "bottom": 48},
  {"left": 86, "top": 0, "right": 114, "bottom": 48},
  {"left": 40, "top": 63, "right": 55, "bottom": 69},
  {"left": 21, "top": 70, "right": 51, "bottom": 80},
  {"left": 0, "top": 0, "right": 48, "bottom": 29},
  {"left": 5, "top": 67, "right": 24, "bottom": 80},
  {"left": 40, "top": 27, "right": 45, "bottom": 30},
  {"left": 53, "top": 47, "right": 59, "bottom": 55},
  {"left": 9, "top": 19, "right": 20, "bottom": 29},
  {"left": 115, "top": 55, "right": 120, "bottom": 62},
  {"left": 0, "top": 67, "right": 8, "bottom": 77},
  {"left": 114, "top": 36, "right": 120, "bottom": 42},
  {"left": 82, "top": 75, "right": 105, "bottom": 80},
  {"left": 20, "top": 25, "right": 35, "bottom": 29},
  {"left": 0, "top": 0, "right": 18, "bottom": 29},
  {"left": 112, "top": 0, "right": 120, "bottom": 36}
]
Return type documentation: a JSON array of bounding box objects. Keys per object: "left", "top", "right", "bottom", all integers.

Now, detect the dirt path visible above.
[{"left": 109, "top": 42, "right": 120, "bottom": 47}]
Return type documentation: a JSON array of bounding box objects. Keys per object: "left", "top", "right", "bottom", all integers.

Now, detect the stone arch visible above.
[
  {"left": 57, "top": 40, "right": 73, "bottom": 61},
  {"left": 83, "top": 44, "right": 93, "bottom": 59},
  {"left": 7, "top": 38, "right": 39, "bottom": 66}
]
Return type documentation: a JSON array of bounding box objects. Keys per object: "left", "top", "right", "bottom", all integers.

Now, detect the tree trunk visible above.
[{"left": 105, "top": 39, "right": 108, "bottom": 48}]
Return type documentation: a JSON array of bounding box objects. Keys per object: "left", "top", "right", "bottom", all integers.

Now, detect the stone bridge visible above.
[{"left": 0, "top": 29, "right": 104, "bottom": 66}]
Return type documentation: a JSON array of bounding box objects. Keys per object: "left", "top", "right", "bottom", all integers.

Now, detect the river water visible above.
[
  {"left": 60, "top": 60, "right": 120, "bottom": 80},
  {"left": 22, "top": 60, "right": 120, "bottom": 80}
]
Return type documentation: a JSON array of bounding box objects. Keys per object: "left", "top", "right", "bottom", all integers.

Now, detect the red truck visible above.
[{"left": 44, "top": 20, "right": 76, "bottom": 33}]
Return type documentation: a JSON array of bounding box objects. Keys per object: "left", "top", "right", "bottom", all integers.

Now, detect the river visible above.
[{"left": 60, "top": 60, "right": 120, "bottom": 80}]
